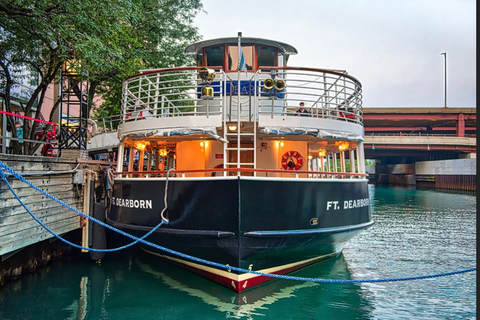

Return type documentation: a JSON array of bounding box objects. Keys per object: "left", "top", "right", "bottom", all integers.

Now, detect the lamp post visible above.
[{"left": 440, "top": 52, "right": 447, "bottom": 108}]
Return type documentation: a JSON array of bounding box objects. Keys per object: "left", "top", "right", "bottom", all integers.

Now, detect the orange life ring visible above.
[{"left": 281, "top": 151, "right": 303, "bottom": 170}]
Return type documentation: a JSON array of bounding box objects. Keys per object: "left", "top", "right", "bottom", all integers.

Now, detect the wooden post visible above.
[{"left": 81, "top": 170, "right": 91, "bottom": 253}]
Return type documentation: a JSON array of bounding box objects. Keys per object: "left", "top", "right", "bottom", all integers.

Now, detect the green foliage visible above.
[{"left": 1, "top": 0, "right": 203, "bottom": 154}]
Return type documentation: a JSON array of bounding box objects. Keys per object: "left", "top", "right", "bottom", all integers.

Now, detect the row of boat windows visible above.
[
  {"left": 196, "top": 45, "right": 285, "bottom": 71},
  {"left": 120, "top": 147, "right": 363, "bottom": 176}
]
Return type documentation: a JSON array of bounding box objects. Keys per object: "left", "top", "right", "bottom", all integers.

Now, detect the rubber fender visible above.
[{"left": 89, "top": 202, "right": 107, "bottom": 261}]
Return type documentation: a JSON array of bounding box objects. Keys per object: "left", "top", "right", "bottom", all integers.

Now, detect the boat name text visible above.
[
  {"left": 112, "top": 197, "right": 153, "bottom": 209},
  {"left": 326, "top": 198, "right": 369, "bottom": 210}
]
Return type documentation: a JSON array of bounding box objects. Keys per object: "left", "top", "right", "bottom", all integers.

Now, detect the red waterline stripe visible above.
[{"left": 0, "top": 110, "right": 59, "bottom": 126}]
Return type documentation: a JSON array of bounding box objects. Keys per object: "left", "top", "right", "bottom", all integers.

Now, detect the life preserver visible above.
[{"left": 281, "top": 150, "right": 303, "bottom": 170}]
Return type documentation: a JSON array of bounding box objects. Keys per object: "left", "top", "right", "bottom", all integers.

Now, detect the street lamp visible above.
[{"left": 440, "top": 52, "right": 447, "bottom": 108}]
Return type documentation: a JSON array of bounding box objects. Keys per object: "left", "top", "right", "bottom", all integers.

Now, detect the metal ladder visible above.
[{"left": 223, "top": 95, "right": 257, "bottom": 175}]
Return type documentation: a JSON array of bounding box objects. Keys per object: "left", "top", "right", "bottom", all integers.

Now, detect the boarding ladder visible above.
[{"left": 223, "top": 93, "right": 257, "bottom": 174}]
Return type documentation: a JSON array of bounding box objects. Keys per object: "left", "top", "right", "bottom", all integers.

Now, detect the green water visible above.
[{"left": 0, "top": 185, "right": 476, "bottom": 319}]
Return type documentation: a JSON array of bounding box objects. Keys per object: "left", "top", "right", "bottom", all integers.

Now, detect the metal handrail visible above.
[
  {"left": 115, "top": 167, "right": 368, "bottom": 179},
  {"left": 119, "top": 66, "right": 364, "bottom": 125}
]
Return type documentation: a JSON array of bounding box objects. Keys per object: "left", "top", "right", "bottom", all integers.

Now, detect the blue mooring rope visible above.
[{"left": 0, "top": 160, "right": 476, "bottom": 284}]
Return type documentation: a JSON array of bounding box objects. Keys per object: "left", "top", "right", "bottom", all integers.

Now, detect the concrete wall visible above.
[
  {"left": 415, "top": 158, "right": 476, "bottom": 175},
  {"left": 388, "top": 163, "right": 415, "bottom": 174}
]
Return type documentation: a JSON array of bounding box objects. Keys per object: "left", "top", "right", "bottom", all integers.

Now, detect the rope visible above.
[
  {"left": 0, "top": 159, "right": 476, "bottom": 284},
  {"left": 0, "top": 110, "right": 59, "bottom": 126},
  {"left": 0, "top": 161, "right": 171, "bottom": 253}
]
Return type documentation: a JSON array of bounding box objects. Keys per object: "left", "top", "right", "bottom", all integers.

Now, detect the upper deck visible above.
[
  {"left": 119, "top": 72, "right": 363, "bottom": 140},
  {"left": 113, "top": 36, "right": 366, "bottom": 177}
]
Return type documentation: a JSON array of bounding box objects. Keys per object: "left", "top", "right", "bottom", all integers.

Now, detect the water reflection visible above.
[
  {"left": 0, "top": 251, "right": 375, "bottom": 319},
  {"left": 134, "top": 252, "right": 374, "bottom": 319},
  {"left": 0, "top": 185, "right": 475, "bottom": 319}
]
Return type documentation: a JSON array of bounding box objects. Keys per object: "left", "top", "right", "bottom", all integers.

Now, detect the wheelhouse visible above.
[{"left": 186, "top": 37, "right": 298, "bottom": 72}]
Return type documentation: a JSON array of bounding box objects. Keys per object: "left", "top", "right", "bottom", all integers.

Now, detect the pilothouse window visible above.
[
  {"left": 257, "top": 46, "right": 277, "bottom": 67},
  {"left": 204, "top": 46, "right": 224, "bottom": 67},
  {"left": 227, "top": 45, "right": 253, "bottom": 71}
]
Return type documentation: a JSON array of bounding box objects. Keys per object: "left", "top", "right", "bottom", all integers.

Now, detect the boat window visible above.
[
  {"left": 257, "top": 46, "right": 277, "bottom": 67},
  {"left": 204, "top": 46, "right": 224, "bottom": 67},
  {"left": 227, "top": 45, "right": 253, "bottom": 71}
]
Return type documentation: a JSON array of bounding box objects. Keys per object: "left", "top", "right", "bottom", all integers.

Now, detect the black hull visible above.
[{"left": 107, "top": 177, "right": 373, "bottom": 291}]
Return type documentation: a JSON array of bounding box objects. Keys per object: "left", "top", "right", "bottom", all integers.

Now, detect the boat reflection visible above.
[
  {"left": 0, "top": 252, "right": 374, "bottom": 319},
  {"left": 135, "top": 252, "right": 374, "bottom": 319}
]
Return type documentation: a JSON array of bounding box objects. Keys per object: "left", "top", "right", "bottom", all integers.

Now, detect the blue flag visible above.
[{"left": 238, "top": 46, "right": 248, "bottom": 74}]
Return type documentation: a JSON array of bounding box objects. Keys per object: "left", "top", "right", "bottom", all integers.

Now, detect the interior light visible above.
[
  {"left": 280, "top": 141, "right": 284, "bottom": 147},
  {"left": 200, "top": 141, "right": 204, "bottom": 147},
  {"left": 228, "top": 125, "right": 237, "bottom": 131},
  {"left": 159, "top": 149, "right": 168, "bottom": 157},
  {"left": 337, "top": 142, "right": 349, "bottom": 151},
  {"left": 136, "top": 142, "right": 146, "bottom": 151}
]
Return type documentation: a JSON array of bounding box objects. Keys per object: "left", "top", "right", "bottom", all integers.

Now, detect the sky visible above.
[{"left": 193, "top": 0, "right": 476, "bottom": 108}]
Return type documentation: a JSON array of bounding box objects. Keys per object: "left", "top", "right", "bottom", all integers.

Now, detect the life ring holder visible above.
[{"left": 281, "top": 150, "right": 303, "bottom": 170}]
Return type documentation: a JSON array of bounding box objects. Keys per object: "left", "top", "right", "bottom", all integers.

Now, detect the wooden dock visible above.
[
  {"left": 0, "top": 154, "right": 110, "bottom": 285},
  {"left": 0, "top": 154, "right": 84, "bottom": 256}
]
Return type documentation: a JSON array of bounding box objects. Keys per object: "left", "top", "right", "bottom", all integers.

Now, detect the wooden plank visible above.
[
  {"left": 1, "top": 191, "right": 82, "bottom": 209},
  {"left": 0, "top": 197, "right": 83, "bottom": 218},
  {"left": 1, "top": 161, "right": 77, "bottom": 172},
  {"left": 1, "top": 183, "right": 80, "bottom": 199},
  {"left": 0, "top": 182, "right": 79, "bottom": 198},
  {"left": 0, "top": 205, "right": 83, "bottom": 231},
  {"left": 0, "top": 219, "right": 81, "bottom": 255},
  {"left": 0, "top": 176, "right": 77, "bottom": 190},
  {"left": 0, "top": 215, "right": 80, "bottom": 238},
  {"left": 0, "top": 216, "right": 81, "bottom": 244}
]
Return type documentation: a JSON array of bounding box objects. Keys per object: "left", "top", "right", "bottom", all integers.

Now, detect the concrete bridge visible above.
[
  {"left": 362, "top": 107, "right": 476, "bottom": 191},
  {"left": 362, "top": 106, "right": 476, "bottom": 161}
]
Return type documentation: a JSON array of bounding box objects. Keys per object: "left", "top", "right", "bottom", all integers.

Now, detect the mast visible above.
[{"left": 236, "top": 32, "right": 242, "bottom": 169}]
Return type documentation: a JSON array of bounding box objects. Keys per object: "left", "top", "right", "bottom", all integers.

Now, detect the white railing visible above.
[{"left": 120, "top": 66, "right": 363, "bottom": 125}]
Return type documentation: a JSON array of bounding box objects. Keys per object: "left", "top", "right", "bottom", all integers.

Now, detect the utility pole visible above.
[{"left": 440, "top": 52, "right": 447, "bottom": 108}]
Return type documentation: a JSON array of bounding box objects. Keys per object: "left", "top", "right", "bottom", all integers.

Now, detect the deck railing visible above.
[
  {"left": 115, "top": 168, "right": 368, "bottom": 179},
  {"left": 120, "top": 66, "right": 363, "bottom": 125}
]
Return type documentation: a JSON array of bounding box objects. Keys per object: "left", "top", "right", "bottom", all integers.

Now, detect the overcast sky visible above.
[{"left": 193, "top": 0, "right": 476, "bottom": 108}]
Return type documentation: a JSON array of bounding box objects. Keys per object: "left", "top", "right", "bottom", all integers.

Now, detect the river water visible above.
[{"left": 0, "top": 185, "right": 476, "bottom": 319}]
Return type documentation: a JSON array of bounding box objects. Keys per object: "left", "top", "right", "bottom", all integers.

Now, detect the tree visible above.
[{"left": 0, "top": 0, "right": 203, "bottom": 155}]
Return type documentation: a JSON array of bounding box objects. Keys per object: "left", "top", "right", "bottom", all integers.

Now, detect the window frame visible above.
[{"left": 199, "top": 44, "right": 280, "bottom": 72}]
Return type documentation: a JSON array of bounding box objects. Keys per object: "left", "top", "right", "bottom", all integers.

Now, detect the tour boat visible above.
[{"left": 106, "top": 33, "right": 373, "bottom": 292}]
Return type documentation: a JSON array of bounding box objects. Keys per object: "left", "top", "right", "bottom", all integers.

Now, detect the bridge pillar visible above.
[{"left": 457, "top": 113, "right": 465, "bottom": 137}]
